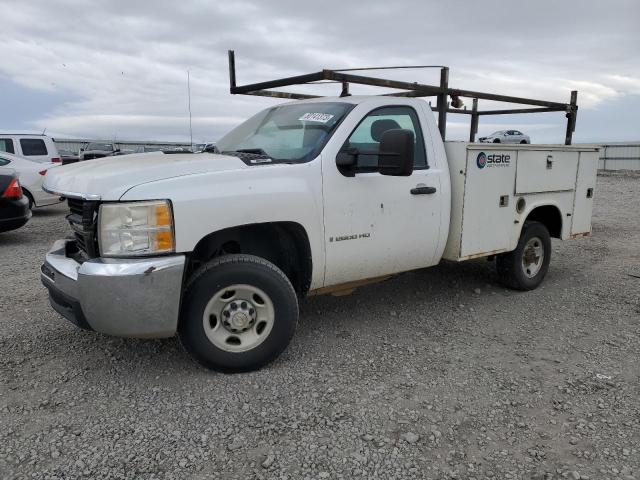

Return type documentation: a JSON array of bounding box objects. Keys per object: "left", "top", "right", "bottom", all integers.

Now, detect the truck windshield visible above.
[{"left": 216, "top": 102, "right": 354, "bottom": 163}]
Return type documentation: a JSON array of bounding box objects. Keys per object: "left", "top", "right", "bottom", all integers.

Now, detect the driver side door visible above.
[{"left": 321, "top": 105, "right": 443, "bottom": 287}]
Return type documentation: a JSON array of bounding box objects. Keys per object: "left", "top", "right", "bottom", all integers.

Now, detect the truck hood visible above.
[{"left": 43, "top": 153, "right": 247, "bottom": 200}]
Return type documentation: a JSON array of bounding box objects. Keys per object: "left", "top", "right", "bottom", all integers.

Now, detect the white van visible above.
[{"left": 0, "top": 133, "right": 60, "bottom": 164}]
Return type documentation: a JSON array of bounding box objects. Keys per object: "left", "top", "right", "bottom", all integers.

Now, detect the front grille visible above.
[{"left": 66, "top": 198, "right": 100, "bottom": 258}]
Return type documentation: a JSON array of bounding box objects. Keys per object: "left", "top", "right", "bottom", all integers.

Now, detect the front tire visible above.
[
  {"left": 493, "top": 139, "right": 501, "bottom": 143},
  {"left": 496, "top": 221, "right": 551, "bottom": 291},
  {"left": 179, "top": 254, "right": 298, "bottom": 372}
]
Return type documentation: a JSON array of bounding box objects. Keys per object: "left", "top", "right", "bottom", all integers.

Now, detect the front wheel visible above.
[
  {"left": 496, "top": 221, "right": 551, "bottom": 290},
  {"left": 179, "top": 254, "right": 298, "bottom": 372}
]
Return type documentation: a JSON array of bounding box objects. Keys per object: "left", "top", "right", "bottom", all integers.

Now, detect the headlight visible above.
[{"left": 98, "top": 200, "right": 175, "bottom": 257}]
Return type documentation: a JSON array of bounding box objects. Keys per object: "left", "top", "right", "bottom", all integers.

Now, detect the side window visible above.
[
  {"left": 20, "top": 139, "right": 48, "bottom": 156},
  {"left": 0, "top": 157, "right": 10, "bottom": 166},
  {"left": 0, "top": 138, "right": 15, "bottom": 154},
  {"left": 344, "top": 106, "right": 427, "bottom": 170}
]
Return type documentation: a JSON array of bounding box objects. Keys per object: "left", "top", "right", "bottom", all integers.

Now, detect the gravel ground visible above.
[{"left": 1, "top": 174, "right": 638, "bottom": 480}]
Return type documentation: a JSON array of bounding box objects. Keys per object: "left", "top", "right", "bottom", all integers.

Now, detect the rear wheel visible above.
[
  {"left": 520, "top": 140, "right": 528, "bottom": 144},
  {"left": 496, "top": 221, "right": 551, "bottom": 290},
  {"left": 179, "top": 254, "right": 298, "bottom": 372}
]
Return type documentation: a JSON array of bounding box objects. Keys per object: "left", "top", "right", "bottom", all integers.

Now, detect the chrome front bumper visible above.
[{"left": 41, "top": 239, "right": 186, "bottom": 338}]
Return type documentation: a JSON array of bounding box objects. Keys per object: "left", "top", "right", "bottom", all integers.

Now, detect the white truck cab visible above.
[
  {"left": 40, "top": 58, "right": 598, "bottom": 372},
  {"left": 0, "top": 133, "right": 61, "bottom": 163}
]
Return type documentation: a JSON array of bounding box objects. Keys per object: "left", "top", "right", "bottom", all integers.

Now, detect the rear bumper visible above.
[
  {"left": 0, "top": 215, "right": 30, "bottom": 232},
  {"left": 0, "top": 196, "right": 31, "bottom": 232},
  {"left": 41, "top": 239, "right": 186, "bottom": 338}
]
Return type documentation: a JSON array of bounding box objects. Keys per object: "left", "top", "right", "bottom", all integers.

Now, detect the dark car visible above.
[
  {"left": 79, "top": 142, "right": 120, "bottom": 161},
  {"left": 0, "top": 168, "right": 31, "bottom": 233},
  {"left": 58, "top": 149, "right": 80, "bottom": 165}
]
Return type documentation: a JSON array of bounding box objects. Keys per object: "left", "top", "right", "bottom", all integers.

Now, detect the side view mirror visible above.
[
  {"left": 335, "top": 147, "right": 358, "bottom": 177},
  {"left": 80, "top": 148, "right": 84, "bottom": 152},
  {"left": 335, "top": 129, "right": 414, "bottom": 177},
  {"left": 377, "top": 129, "right": 414, "bottom": 176}
]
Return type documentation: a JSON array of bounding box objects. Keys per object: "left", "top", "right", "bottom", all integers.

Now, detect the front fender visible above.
[{"left": 120, "top": 160, "right": 326, "bottom": 289}]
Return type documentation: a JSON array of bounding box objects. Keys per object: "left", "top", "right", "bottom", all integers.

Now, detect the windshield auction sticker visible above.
[{"left": 298, "top": 113, "right": 334, "bottom": 123}]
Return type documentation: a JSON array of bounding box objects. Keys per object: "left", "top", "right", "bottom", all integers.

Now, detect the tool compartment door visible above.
[
  {"left": 460, "top": 149, "right": 517, "bottom": 258},
  {"left": 516, "top": 150, "right": 579, "bottom": 194},
  {"left": 571, "top": 151, "right": 598, "bottom": 235}
]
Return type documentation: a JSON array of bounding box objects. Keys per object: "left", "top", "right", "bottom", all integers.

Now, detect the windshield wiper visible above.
[
  {"left": 233, "top": 148, "right": 270, "bottom": 156},
  {"left": 220, "top": 148, "right": 274, "bottom": 161}
]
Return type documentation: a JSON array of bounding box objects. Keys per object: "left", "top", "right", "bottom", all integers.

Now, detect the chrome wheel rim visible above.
[
  {"left": 202, "top": 284, "right": 275, "bottom": 353},
  {"left": 522, "top": 236, "right": 544, "bottom": 278}
]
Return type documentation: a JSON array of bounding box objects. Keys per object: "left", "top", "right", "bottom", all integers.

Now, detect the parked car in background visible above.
[
  {"left": 479, "top": 130, "right": 530, "bottom": 144},
  {"left": 116, "top": 148, "right": 137, "bottom": 156},
  {"left": 194, "top": 143, "right": 217, "bottom": 153},
  {"left": 58, "top": 149, "right": 80, "bottom": 165},
  {"left": 193, "top": 143, "right": 216, "bottom": 153},
  {"left": 130, "top": 146, "right": 166, "bottom": 154},
  {"left": 0, "top": 152, "right": 63, "bottom": 209},
  {"left": 0, "top": 168, "right": 31, "bottom": 233},
  {"left": 0, "top": 133, "right": 61, "bottom": 163},
  {"left": 163, "top": 146, "right": 194, "bottom": 154},
  {"left": 79, "top": 142, "right": 120, "bottom": 161}
]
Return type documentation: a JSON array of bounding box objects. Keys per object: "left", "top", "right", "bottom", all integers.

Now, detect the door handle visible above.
[{"left": 410, "top": 186, "right": 437, "bottom": 195}]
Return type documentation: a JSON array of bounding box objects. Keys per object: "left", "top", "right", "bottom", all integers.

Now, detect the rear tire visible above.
[
  {"left": 496, "top": 221, "right": 551, "bottom": 291},
  {"left": 179, "top": 254, "right": 298, "bottom": 373},
  {"left": 520, "top": 140, "right": 528, "bottom": 144}
]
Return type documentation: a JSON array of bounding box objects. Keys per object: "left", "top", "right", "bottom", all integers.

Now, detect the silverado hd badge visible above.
[
  {"left": 329, "top": 232, "right": 371, "bottom": 242},
  {"left": 477, "top": 151, "right": 511, "bottom": 169}
]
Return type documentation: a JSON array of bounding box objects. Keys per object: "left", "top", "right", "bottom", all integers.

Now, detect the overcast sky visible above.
[{"left": 1, "top": 0, "right": 638, "bottom": 144}]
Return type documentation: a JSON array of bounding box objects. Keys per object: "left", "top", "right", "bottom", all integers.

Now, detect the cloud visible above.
[{"left": 0, "top": 0, "right": 638, "bottom": 142}]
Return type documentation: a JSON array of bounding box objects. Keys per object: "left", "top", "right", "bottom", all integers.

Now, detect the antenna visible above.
[
  {"left": 42, "top": 127, "right": 47, "bottom": 135},
  {"left": 187, "top": 70, "right": 193, "bottom": 152}
]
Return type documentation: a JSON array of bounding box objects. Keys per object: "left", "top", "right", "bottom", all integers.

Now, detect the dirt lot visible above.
[{"left": 0, "top": 174, "right": 638, "bottom": 480}]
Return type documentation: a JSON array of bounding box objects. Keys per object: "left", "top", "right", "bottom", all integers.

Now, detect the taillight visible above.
[
  {"left": 39, "top": 170, "right": 47, "bottom": 176},
  {"left": 2, "top": 178, "right": 23, "bottom": 199},
  {"left": 51, "top": 157, "right": 61, "bottom": 163}
]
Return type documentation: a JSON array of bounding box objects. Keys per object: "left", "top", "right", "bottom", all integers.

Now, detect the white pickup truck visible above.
[{"left": 41, "top": 86, "right": 598, "bottom": 372}]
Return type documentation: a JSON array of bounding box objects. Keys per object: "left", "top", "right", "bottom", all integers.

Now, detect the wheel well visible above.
[
  {"left": 525, "top": 205, "right": 562, "bottom": 238},
  {"left": 21, "top": 188, "right": 34, "bottom": 206},
  {"left": 188, "top": 222, "right": 313, "bottom": 297}
]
